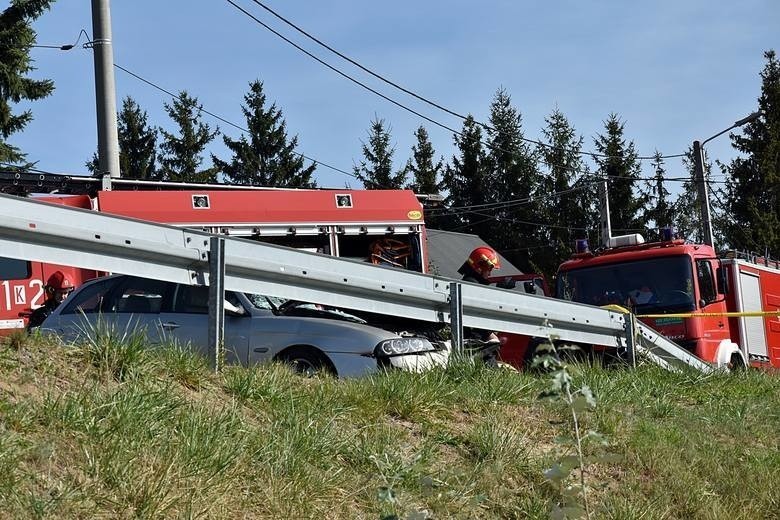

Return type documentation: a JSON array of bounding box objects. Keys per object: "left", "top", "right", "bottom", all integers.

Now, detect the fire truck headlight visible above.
[{"left": 375, "top": 337, "right": 435, "bottom": 357}]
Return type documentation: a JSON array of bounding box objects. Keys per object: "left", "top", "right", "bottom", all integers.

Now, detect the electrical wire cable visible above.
[
  {"left": 223, "top": 0, "right": 466, "bottom": 138},
  {"left": 235, "top": 0, "right": 688, "bottom": 161},
  {"left": 30, "top": 29, "right": 90, "bottom": 50}
]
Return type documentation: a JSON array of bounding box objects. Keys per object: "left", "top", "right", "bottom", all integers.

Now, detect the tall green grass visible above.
[{"left": 0, "top": 333, "right": 778, "bottom": 519}]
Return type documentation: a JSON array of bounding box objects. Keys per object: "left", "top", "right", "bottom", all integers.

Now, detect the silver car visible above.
[{"left": 40, "top": 275, "right": 450, "bottom": 377}]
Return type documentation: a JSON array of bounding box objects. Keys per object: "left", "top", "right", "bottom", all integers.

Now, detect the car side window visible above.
[
  {"left": 110, "top": 278, "right": 170, "bottom": 314},
  {"left": 173, "top": 285, "right": 209, "bottom": 314},
  {"left": 60, "top": 278, "right": 118, "bottom": 315}
]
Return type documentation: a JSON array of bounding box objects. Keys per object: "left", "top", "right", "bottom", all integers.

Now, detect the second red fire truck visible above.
[{"left": 551, "top": 231, "right": 780, "bottom": 369}]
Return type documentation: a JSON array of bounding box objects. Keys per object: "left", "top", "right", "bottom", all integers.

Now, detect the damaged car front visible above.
[{"left": 243, "top": 294, "right": 451, "bottom": 377}]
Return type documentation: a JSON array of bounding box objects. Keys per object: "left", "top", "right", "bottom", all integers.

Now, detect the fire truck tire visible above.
[
  {"left": 277, "top": 346, "right": 336, "bottom": 377},
  {"left": 714, "top": 341, "right": 746, "bottom": 372},
  {"left": 727, "top": 352, "right": 747, "bottom": 372}
]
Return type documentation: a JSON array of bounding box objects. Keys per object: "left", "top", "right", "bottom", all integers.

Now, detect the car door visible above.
[
  {"left": 102, "top": 276, "right": 172, "bottom": 344},
  {"left": 162, "top": 285, "right": 251, "bottom": 364}
]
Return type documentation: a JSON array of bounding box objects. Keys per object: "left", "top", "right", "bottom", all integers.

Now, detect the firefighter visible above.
[
  {"left": 457, "top": 246, "right": 502, "bottom": 343},
  {"left": 458, "top": 246, "right": 501, "bottom": 285},
  {"left": 27, "top": 271, "right": 75, "bottom": 331}
]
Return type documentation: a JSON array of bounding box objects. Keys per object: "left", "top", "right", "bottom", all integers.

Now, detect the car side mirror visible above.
[
  {"left": 716, "top": 266, "right": 729, "bottom": 295},
  {"left": 224, "top": 299, "right": 247, "bottom": 317}
]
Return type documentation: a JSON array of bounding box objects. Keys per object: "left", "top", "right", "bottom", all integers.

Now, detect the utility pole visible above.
[
  {"left": 91, "top": 0, "right": 120, "bottom": 180},
  {"left": 692, "top": 112, "right": 760, "bottom": 251},
  {"left": 693, "top": 140, "right": 714, "bottom": 248},
  {"left": 598, "top": 179, "right": 613, "bottom": 247}
]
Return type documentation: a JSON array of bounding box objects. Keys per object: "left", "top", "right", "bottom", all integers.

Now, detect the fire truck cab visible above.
[{"left": 555, "top": 232, "right": 780, "bottom": 369}]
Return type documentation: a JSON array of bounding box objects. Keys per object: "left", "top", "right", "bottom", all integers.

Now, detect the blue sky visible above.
[{"left": 8, "top": 0, "right": 779, "bottom": 191}]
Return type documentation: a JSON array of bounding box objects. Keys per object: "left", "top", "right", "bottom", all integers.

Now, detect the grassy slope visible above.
[{"left": 0, "top": 332, "right": 778, "bottom": 519}]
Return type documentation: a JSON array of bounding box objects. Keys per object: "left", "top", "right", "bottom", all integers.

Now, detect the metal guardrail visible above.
[{"left": 0, "top": 193, "right": 712, "bottom": 372}]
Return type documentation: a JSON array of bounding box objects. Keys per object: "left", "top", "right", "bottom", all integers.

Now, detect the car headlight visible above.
[{"left": 375, "top": 337, "right": 435, "bottom": 357}]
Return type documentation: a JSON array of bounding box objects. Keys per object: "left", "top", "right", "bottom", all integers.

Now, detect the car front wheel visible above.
[{"left": 277, "top": 346, "right": 335, "bottom": 377}]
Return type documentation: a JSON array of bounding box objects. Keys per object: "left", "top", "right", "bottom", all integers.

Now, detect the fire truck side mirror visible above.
[{"left": 716, "top": 266, "right": 729, "bottom": 295}]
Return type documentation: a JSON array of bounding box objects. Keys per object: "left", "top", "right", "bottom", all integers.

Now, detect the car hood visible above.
[{"left": 249, "top": 314, "right": 401, "bottom": 355}]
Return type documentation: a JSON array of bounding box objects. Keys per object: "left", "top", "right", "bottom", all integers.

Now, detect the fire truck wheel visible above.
[
  {"left": 278, "top": 346, "right": 336, "bottom": 377},
  {"left": 726, "top": 352, "right": 747, "bottom": 372}
]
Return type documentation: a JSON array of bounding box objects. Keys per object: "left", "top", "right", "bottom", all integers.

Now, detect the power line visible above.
[
  {"left": 223, "top": 0, "right": 466, "bottom": 138},
  {"left": 236, "top": 0, "right": 688, "bottom": 162},
  {"left": 427, "top": 178, "right": 600, "bottom": 215},
  {"left": 30, "top": 29, "right": 90, "bottom": 51}
]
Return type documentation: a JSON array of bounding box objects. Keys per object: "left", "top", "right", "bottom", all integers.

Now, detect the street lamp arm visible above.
[
  {"left": 701, "top": 111, "right": 761, "bottom": 146},
  {"left": 734, "top": 111, "right": 761, "bottom": 127}
]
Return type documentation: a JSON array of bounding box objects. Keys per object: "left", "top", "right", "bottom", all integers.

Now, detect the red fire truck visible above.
[
  {"left": 553, "top": 232, "right": 780, "bottom": 369},
  {"left": 0, "top": 178, "right": 429, "bottom": 333},
  {"left": 94, "top": 189, "right": 427, "bottom": 269},
  {"left": 0, "top": 194, "right": 100, "bottom": 334}
]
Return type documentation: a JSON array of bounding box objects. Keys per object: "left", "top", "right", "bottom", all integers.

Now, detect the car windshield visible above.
[
  {"left": 556, "top": 255, "right": 696, "bottom": 312},
  {"left": 243, "top": 293, "right": 285, "bottom": 310}
]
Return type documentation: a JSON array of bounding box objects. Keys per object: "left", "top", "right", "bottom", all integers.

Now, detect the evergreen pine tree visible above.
[
  {"left": 439, "top": 115, "right": 490, "bottom": 237},
  {"left": 723, "top": 50, "right": 780, "bottom": 257},
  {"left": 404, "top": 126, "right": 443, "bottom": 194},
  {"left": 640, "top": 150, "right": 675, "bottom": 240},
  {"left": 674, "top": 151, "right": 697, "bottom": 242},
  {"left": 593, "top": 114, "right": 644, "bottom": 237},
  {"left": 0, "top": 0, "right": 55, "bottom": 165},
  {"left": 118, "top": 97, "right": 157, "bottom": 179},
  {"left": 158, "top": 91, "right": 219, "bottom": 183},
  {"left": 86, "top": 97, "right": 157, "bottom": 178},
  {"left": 353, "top": 116, "right": 405, "bottom": 189},
  {"left": 673, "top": 146, "right": 712, "bottom": 243},
  {"left": 484, "top": 88, "right": 542, "bottom": 272},
  {"left": 537, "top": 108, "right": 595, "bottom": 279},
  {"left": 403, "top": 125, "right": 444, "bottom": 228},
  {"left": 212, "top": 80, "right": 316, "bottom": 187}
]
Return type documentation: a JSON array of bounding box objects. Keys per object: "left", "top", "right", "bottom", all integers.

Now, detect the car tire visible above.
[{"left": 277, "top": 346, "right": 336, "bottom": 377}]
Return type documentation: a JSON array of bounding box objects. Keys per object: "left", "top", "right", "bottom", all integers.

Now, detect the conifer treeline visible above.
[{"left": 2, "top": 1, "right": 776, "bottom": 271}]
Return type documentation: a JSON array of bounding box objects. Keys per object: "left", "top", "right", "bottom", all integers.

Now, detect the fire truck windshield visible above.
[{"left": 556, "top": 255, "right": 696, "bottom": 312}]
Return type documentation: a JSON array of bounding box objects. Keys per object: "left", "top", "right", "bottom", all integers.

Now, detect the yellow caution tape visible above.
[
  {"left": 637, "top": 310, "right": 780, "bottom": 319},
  {"left": 600, "top": 304, "right": 631, "bottom": 314}
]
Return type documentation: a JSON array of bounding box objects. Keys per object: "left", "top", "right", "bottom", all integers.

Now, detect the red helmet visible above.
[
  {"left": 46, "top": 271, "right": 74, "bottom": 291},
  {"left": 467, "top": 246, "right": 501, "bottom": 277}
]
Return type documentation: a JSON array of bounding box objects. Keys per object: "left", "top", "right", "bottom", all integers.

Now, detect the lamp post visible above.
[{"left": 693, "top": 111, "right": 760, "bottom": 249}]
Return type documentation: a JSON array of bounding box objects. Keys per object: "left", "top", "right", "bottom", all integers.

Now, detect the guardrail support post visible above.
[
  {"left": 625, "top": 312, "right": 636, "bottom": 368},
  {"left": 208, "top": 237, "right": 226, "bottom": 372},
  {"left": 450, "top": 282, "right": 463, "bottom": 352}
]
